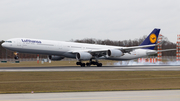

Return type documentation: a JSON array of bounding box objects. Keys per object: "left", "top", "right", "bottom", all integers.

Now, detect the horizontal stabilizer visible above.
[
  {"left": 146, "top": 49, "right": 176, "bottom": 55},
  {"left": 157, "top": 49, "right": 176, "bottom": 52}
]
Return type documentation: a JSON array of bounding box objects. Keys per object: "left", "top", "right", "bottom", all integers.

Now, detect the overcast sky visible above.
[{"left": 0, "top": 0, "right": 180, "bottom": 43}]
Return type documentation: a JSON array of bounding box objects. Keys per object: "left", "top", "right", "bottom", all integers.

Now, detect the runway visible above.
[
  {"left": 0, "top": 90, "right": 180, "bottom": 101},
  {"left": 0, "top": 65, "right": 180, "bottom": 72}
]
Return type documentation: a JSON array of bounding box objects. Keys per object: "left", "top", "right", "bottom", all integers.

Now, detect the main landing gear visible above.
[{"left": 76, "top": 61, "right": 102, "bottom": 67}]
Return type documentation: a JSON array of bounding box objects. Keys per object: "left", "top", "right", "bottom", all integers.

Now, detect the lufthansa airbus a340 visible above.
[{"left": 1, "top": 28, "right": 175, "bottom": 67}]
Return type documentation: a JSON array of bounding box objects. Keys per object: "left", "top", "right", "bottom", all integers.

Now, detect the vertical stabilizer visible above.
[{"left": 140, "top": 28, "right": 160, "bottom": 50}]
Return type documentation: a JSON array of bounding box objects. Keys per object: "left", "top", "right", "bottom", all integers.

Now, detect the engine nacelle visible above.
[
  {"left": 76, "top": 52, "right": 92, "bottom": 60},
  {"left": 49, "top": 55, "right": 64, "bottom": 61},
  {"left": 107, "top": 49, "right": 123, "bottom": 57}
]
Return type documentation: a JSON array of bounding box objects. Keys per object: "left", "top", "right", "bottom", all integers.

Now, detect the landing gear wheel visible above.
[
  {"left": 81, "top": 63, "right": 85, "bottom": 67},
  {"left": 14, "top": 56, "right": 19, "bottom": 60},
  {"left": 91, "top": 61, "right": 96, "bottom": 65},
  {"left": 76, "top": 62, "right": 81, "bottom": 65},
  {"left": 86, "top": 63, "right": 91, "bottom": 67},
  {"left": 97, "top": 63, "right": 102, "bottom": 67}
]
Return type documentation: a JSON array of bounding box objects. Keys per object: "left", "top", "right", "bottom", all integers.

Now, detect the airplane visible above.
[{"left": 1, "top": 28, "right": 175, "bottom": 67}]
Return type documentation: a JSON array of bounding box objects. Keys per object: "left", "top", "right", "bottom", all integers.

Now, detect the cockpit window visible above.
[{"left": 5, "top": 41, "right": 12, "bottom": 43}]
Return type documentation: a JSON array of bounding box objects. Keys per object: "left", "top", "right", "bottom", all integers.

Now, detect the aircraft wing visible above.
[
  {"left": 71, "top": 49, "right": 108, "bottom": 57},
  {"left": 71, "top": 44, "right": 158, "bottom": 56}
]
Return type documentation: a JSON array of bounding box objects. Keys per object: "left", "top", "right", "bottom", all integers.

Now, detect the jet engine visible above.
[
  {"left": 49, "top": 55, "right": 64, "bottom": 61},
  {"left": 76, "top": 52, "right": 92, "bottom": 60},
  {"left": 107, "top": 49, "right": 123, "bottom": 57}
]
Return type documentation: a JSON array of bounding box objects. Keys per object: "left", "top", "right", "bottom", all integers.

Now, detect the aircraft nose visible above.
[{"left": 1, "top": 43, "right": 7, "bottom": 48}]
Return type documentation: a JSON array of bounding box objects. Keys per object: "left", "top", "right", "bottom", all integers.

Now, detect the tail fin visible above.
[{"left": 139, "top": 28, "right": 160, "bottom": 50}]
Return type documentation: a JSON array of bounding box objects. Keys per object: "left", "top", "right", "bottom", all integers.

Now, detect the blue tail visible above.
[{"left": 139, "top": 28, "right": 160, "bottom": 50}]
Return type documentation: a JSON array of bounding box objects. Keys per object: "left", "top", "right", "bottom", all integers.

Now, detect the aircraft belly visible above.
[
  {"left": 62, "top": 52, "right": 76, "bottom": 58},
  {"left": 6, "top": 47, "right": 66, "bottom": 55}
]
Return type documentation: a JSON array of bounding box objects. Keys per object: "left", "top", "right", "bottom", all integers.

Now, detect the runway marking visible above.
[{"left": 0, "top": 77, "right": 180, "bottom": 84}]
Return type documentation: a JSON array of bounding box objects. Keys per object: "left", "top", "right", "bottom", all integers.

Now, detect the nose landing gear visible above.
[{"left": 14, "top": 52, "right": 19, "bottom": 60}]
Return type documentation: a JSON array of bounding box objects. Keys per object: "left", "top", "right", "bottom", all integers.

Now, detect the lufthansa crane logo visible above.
[{"left": 149, "top": 34, "right": 157, "bottom": 43}]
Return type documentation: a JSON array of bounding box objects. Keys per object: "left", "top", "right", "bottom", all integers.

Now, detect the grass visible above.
[{"left": 0, "top": 71, "right": 180, "bottom": 93}]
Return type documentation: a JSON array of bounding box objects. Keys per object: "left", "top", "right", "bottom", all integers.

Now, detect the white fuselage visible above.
[{"left": 2, "top": 38, "right": 156, "bottom": 60}]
